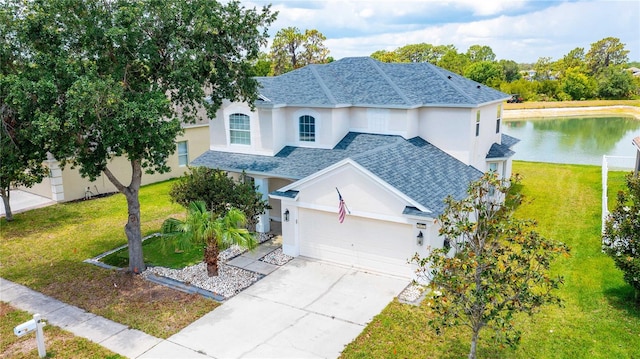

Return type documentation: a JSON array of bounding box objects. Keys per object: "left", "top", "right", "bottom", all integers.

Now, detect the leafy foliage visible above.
[
  {"left": 603, "top": 173, "right": 640, "bottom": 298},
  {"left": 169, "top": 167, "right": 270, "bottom": 231},
  {"left": 5, "top": 0, "right": 275, "bottom": 272},
  {"left": 586, "top": 37, "right": 629, "bottom": 75},
  {"left": 0, "top": 5, "right": 50, "bottom": 221},
  {"left": 412, "top": 173, "right": 569, "bottom": 359},
  {"left": 370, "top": 37, "right": 638, "bottom": 99},
  {"left": 561, "top": 67, "right": 597, "bottom": 100},
  {"left": 0, "top": 76, "right": 50, "bottom": 221},
  {"left": 597, "top": 67, "right": 635, "bottom": 99},
  {"left": 269, "top": 27, "right": 330, "bottom": 75},
  {"left": 464, "top": 61, "right": 504, "bottom": 87}
]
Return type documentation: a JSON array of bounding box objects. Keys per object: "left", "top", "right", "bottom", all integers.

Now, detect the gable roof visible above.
[
  {"left": 256, "top": 57, "right": 510, "bottom": 109},
  {"left": 486, "top": 134, "right": 520, "bottom": 159},
  {"left": 192, "top": 132, "right": 482, "bottom": 216}
]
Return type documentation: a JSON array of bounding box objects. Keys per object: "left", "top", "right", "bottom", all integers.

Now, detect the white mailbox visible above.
[
  {"left": 14, "top": 314, "right": 47, "bottom": 358},
  {"left": 14, "top": 318, "right": 37, "bottom": 337}
]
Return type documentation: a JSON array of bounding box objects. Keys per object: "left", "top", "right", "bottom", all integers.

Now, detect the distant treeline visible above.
[{"left": 254, "top": 32, "right": 639, "bottom": 101}]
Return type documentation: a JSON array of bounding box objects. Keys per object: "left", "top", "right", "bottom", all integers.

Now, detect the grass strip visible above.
[
  {"left": 0, "top": 180, "right": 218, "bottom": 339},
  {"left": 341, "top": 161, "right": 640, "bottom": 359},
  {"left": 0, "top": 302, "right": 123, "bottom": 358}
]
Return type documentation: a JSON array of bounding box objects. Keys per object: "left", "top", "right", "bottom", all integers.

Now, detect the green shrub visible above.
[{"left": 169, "top": 167, "right": 270, "bottom": 231}]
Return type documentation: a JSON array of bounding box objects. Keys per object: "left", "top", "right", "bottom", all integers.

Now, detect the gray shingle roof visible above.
[
  {"left": 486, "top": 133, "right": 520, "bottom": 159},
  {"left": 486, "top": 143, "right": 515, "bottom": 159},
  {"left": 256, "top": 57, "right": 510, "bottom": 108},
  {"left": 192, "top": 133, "right": 482, "bottom": 216},
  {"left": 501, "top": 133, "right": 520, "bottom": 148}
]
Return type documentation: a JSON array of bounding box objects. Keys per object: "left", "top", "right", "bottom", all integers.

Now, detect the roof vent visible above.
[
  {"left": 476, "top": 85, "right": 481, "bottom": 89},
  {"left": 447, "top": 75, "right": 452, "bottom": 79}
]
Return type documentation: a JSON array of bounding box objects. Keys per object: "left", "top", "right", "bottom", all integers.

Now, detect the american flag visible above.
[{"left": 338, "top": 192, "right": 346, "bottom": 223}]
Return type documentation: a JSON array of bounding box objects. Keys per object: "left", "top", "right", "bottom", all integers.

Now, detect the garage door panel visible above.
[{"left": 298, "top": 208, "right": 415, "bottom": 278}]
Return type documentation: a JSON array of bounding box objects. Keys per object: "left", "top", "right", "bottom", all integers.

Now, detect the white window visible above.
[
  {"left": 299, "top": 115, "right": 315, "bottom": 142},
  {"left": 229, "top": 113, "right": 251, "bottom": 145},
  {"left": 476, "top": 110, "right": 481, "bottom": 137},
  {"left": 177, "top": 141, "right": 188, "bottom": 166},
  {"left": 488, "top": 162, "right": 498, "bottom": 172}
]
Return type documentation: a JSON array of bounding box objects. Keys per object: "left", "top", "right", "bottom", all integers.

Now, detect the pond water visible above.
[{"left": 503, "top": 116, "right": 640, "bottom": 166}]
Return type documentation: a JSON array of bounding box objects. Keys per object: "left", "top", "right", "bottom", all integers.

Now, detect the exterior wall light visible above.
[
  {"left": 284, "top": 209, "right": 290, "bottom": 222},
  {"left": 416, "top": 231, "right": 424, "bottom": 246}
]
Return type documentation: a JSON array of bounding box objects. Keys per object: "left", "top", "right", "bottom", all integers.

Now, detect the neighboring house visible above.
[
  {"left": 21, "top": 122, "right": 209, "bottom": 202},
  {"left": 192, "top": 57, "right": 518, "bottom": 278},
  {"left": 628, "top": 67, "right": 640, "bottom": 77}
]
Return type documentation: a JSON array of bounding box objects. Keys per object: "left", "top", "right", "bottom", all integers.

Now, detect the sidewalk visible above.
[
  {"left": 0, "top": 239, "right": 287, "bottom": 358},
  {"left": 0, "top": 278, "right": 212, "bottom": 358}
]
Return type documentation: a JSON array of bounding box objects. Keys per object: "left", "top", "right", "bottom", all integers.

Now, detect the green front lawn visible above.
[
  {"left": 341, "top": 161, "right": 640, "bottom": 358},
  {"left": 101, "top": 235, "right": 204, "bottom": 269},
  {"left": 0, "top": 180, "right": 218, "bottom": 339}
]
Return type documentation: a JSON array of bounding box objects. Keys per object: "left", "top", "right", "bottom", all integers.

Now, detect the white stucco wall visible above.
[
  {"left": 209, "top": 100, "right": 507, "bottom": 174},
  {"left": 419, "top": 107, "right": 472, "bottom": 164}
]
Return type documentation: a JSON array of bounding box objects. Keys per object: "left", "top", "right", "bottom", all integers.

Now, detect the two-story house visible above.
[{"left": 192, "top": 57, "right": 518, "bottom": 278}]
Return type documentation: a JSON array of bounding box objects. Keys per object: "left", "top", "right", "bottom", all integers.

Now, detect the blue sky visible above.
[{"left": 244, "top": 0, "right": 639, "bottom": 63}]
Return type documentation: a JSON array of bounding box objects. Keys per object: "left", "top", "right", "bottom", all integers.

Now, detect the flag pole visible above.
[{"left": 335, "top": 187, "right": 351, "bottom": 214}]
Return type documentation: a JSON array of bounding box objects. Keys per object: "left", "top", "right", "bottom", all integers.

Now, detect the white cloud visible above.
[
  {"left": 251, "top": 0, "right": 639, "bottom": 63},
  {"left": 449, "top": 0, "right": 528, "bottom": 16}
]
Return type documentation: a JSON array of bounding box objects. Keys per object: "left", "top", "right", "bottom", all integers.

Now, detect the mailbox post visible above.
[{"left": 14, "top": 313, "right": 46, "bottom": 358}]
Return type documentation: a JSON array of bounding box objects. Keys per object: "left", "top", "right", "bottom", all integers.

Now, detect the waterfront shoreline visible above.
[{"left": 503, "top": 105, "right": 640, "bottom": 120}]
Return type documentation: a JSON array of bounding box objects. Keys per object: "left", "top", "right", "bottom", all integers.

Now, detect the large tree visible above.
[
  {"left": 413, "top": 173, "right": 569, "bottom": 359},
  {"left": 0, "top": 77, "right": 50, "bottom": 221},
  {"left": 0, "top": 5, "right": 50, "bottom": 221},
  {"left": 438, "top": 48, "right": 469, "bottom": 75},
  {"left": 394, "top": 43, "right": 454, "bottom": 64},
  {"left": 464, "top": 61, "right": 504, "bottom": 88},
  {"left": 603, "top": 173, "right": 640, "bottom": 299},
  {"left": 597, "top": 66, "right": 635, "bottom": 99},
  {"left": 269, "top": 27, "right": 329, "bottom": 75},
  {"left": 10, "top": 0, "right": 275, "bottom": 273},
  {"left": 466, "top": 44, "right": 496, "bottom": 63},
  {"left": 586, "top": 37, "right": 629, "bottom": 75},
  {"left": 562, "top": 67, "right": 596, "bottom": 100}
]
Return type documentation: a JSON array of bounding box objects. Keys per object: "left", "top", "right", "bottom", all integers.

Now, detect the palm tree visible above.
[{"left": 161, "top": 200, "right": 256, "bottom": 276}]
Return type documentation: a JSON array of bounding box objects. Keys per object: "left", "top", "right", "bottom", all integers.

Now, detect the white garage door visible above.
[{"left": 298, "top": 208, "right": 415, "bottom": 278}]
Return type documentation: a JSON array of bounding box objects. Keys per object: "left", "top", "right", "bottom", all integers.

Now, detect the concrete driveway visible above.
[
  {"left": 0, "top": 190, "right": 54, "bottom": 217},
  {"left": 141, "top": 257, "right": 409, "bottom": 358}
]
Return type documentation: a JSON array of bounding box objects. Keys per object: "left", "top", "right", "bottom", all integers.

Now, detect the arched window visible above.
[
  {"left": 299, "top": 115, "right": 315, "bottom": 142},
  {"left": 229, "top": 113, "right": 250, "bottom": 145}
]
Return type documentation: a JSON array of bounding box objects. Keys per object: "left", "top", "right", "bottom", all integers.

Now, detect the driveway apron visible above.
[{"left": 142, "top": 257, "right": 409, "bottom": 359}]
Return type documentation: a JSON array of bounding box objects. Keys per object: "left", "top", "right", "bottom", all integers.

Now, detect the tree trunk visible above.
[
  {"left": 204, "top": 244, "right": 220, "bottom": 277},
  {"left": 103, "top": 161, "right": 145, "bottom": 274},
  {"left": 1, "top": 188, "right": 13, "bottom": 222},
  {"left": 469, "top": 329, "right": 480, "bottom": 359},
  {"left": 124, "top": 188, "right": 144, "bottom": 273}
]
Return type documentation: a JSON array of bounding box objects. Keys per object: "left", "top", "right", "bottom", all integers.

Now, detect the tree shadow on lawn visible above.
[
  {"left": 434, "top": 333, "right": 508, "bottom": 359},
  {"left": 1, "top": 202, "right": 95, "bottom": 237},
  {"left": 604, "top": 285, "right": 640, "bottom": 317}
]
